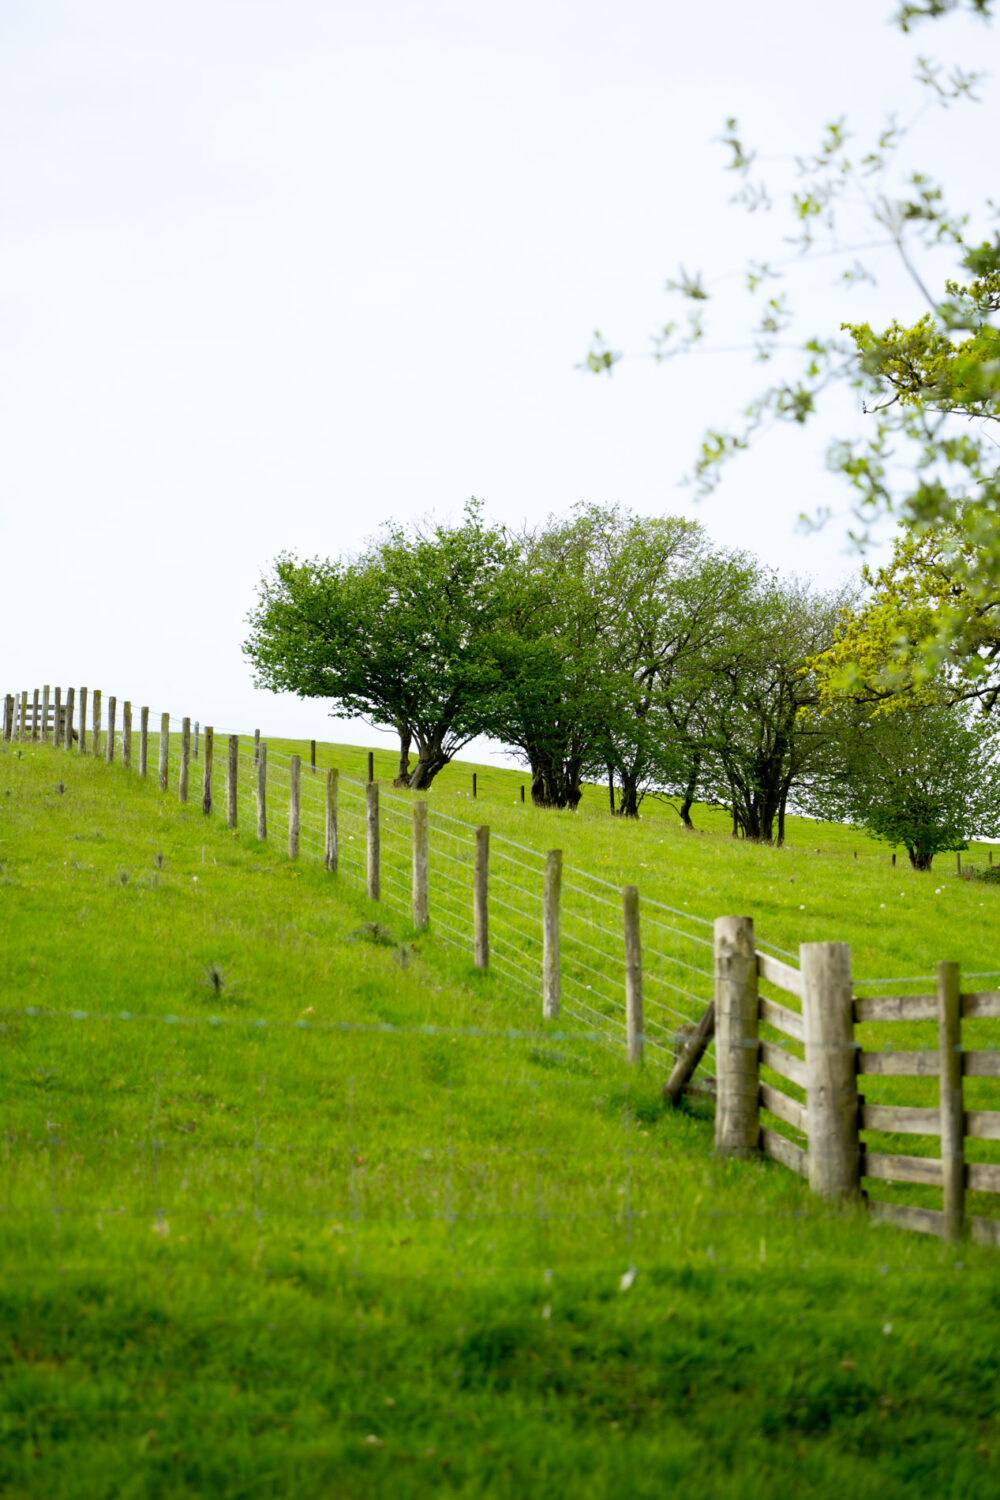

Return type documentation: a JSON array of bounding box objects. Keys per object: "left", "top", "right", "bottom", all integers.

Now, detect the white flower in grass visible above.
[{"left": 619, "top": 1266, "right": 638, "bottom": 1292}]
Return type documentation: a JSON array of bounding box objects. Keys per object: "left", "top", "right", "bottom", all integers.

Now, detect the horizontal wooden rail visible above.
[
  {"left": 759, "top": 1039, "right": 807, "bottom": 1090},
  {"left": 869, "top": 1201, "right": 947, "bottom": 1238},
  {"left": 760, "top": 1127, "right": 807, "bottom": 1176},
  {"left": 862, "top": 1150, "right": 942, "bottom": 1187},
  {"left": 860, "top": 1103, "right": 941, "bottom": 1135},
  {"left": 967, "top": 1162, "right": 1000, "bottom": 1194},
  {"left": 759, "top": 1081, "right": 807, "bottom": 1134},
  {"left": 971, "top": 1216, "right": 1000, "bottom": 1248},
  {"left": 966, "top": 1111, "right": 1000, "bottom": 1140},
  {"left": 964, "top": 1052, "right": 1000, "bottom": 1077},
  {"left": 963, "top": 993, "right": 1000, "bottom": 1019},
  {"left": 758, "top": 995, "right": 804, "bottom": 1042},
  {"left": 858, "top": 1050, "right": 940, "bottom": 1077},
  {"left": 854, "top": 995, "right": 936, "bottom": 1023},
  {"left": 756, "top": 951, "right": 802, "bottom": 997}
]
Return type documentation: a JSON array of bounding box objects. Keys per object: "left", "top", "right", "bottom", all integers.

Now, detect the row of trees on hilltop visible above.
[{"left": 243, "top": 499, "right": 1000, "bottom": 866}]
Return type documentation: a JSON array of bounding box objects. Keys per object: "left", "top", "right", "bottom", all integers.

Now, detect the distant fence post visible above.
[
  {"left": 254, "top": 729, "right": 260, "bottom": 766},
  {"left": 366, "top": 782, "right": 381, "bottom": 900},
  {"left": 139, "top": 708, "right": 149, "bottom": 777},
  {"left": 543, "top": 849, "right": 562, "bottom": 1020},
  {"left": 325, "top": 769, "right": 339, "bottom": 872},
  {"left": 474, "top": 825, "right": 490, "bottom": 970},
  {"left": 623, "top": 885, "right": 643, "bottom": 1065},
  {"left": 64, "top": 688, "right": 75, "bottom": 751},
  {"left": 472, "top": 772, "right": 477, "bottom": 800},
  {"left": 41, "top": 685, "right": 50, "bottom": 744},
  {"left": 802, "top": 941, "right": 860, "bottom": 1199},
  {"left": 227, "top": 735, "right": 238, "bottom": 828},
  {"left": 179, "top": 717, "right": 190, "bottom": 803},
  {"left": 2, "top": 694, "right": 12, "bottom": 742},
  {"left": 92, "top": 689, "right": 101, "bottom": 758},
  {"left": 367, "top": 751, "right": 374, "bottom": 785},
  {"left": 194, "top": 721, "right": 200, "bottom": 760},
  {"left": 202, "top": 726, "right": 214, "bottom": 816},
  {"left": 256, "top": 743, "right": 267, "bottom": 840},
  {"left": 78, "top": 688, "right": 87, "bottom": 753},
  {"left": 122, "top": 701, "right": 132, "bottom": 769},
  {"left": 289, "top": 754, "right": 301, "bottom": 856},
  {"left": 714, "top": 916, "right": 759, "bottom": 1157},
  {"left": 19, "top": 691, "right": 28, "bottom": 743},
  {"left": 938, "top": 960, "right": 965, "bottom": 1243},
  {"left": 310, "top": 739, "right": 316, "bottom": 773},
  {"left": 412, "top": 800, "right": 429, "bottom": 929},
  {"left": 158, "top": 713, "right": 170, "bottom": 790},
  {"left": 106, "top": 696, "right": 117, "bottom": 763},
  {"left": 53, "top": 687, "right": 61, "bottom": 747},
  {"left": 31, "top": 688, "right": 39, "bottom": 741}
]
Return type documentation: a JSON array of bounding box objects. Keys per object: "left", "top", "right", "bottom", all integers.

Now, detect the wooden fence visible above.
[{"left": 6, "top": 684, "right": 1000, "bottom": 1248}]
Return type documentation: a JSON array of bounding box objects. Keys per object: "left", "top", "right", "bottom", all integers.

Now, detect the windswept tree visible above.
[{"left": 243, "top": 500, "right": 514, "bottom": 789}]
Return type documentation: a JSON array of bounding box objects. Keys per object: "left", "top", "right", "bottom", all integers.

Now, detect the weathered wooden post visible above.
[
  {"left": 714, "top": 916, "right": 759, "bottom": 1155},
  {"left": 53, "top": 687, "right": 61, "bottom": 747},
  {"left": 158, "top": 713, "right": 170, "bottom": 790},
  {"left": 520, "top": 784, "right": 525, "bottom": 803},
  {"left": 253, "top": 728, "right": 260, "bottom": 766},
  {"left": 92, "top": 690, "right": 102, "bottom": 757},
  {"left": 957, "top": 851, "right": 962, "bottom": 876},
  {"left": 106, "top": 696, "right": 117, "bottom": 763},
  {"left": 256, "top": 742, "right": 267, "bottom": 840},
  {"left": 77, "top": 688, "right": 87, "bottom": 753},
  {"left": 227, "top": 735, "right": 238, "bottom": 828},
  {"left": 472, "top": 772, "right": 477, "bottom": 800},
  {"left": 474, "top": 826, "right": 490, "bottom": 970},
  {"left": 122, "top": 701, "right": 132, "bottom": 769},
  {"left": 938, "top": 960, "right": 965, "bottom": 1243},
  {"left": 310, "top": 739, "right": 316, "bottom": 773},
  {"left": 41, "top": 685, "right": 50, "bottom": 743},
  {"left": 325, "top": 769, "right": 339, "bottom": 872},
  {"left": 366, "top": 781, "right": 380, "bottom": 900},
  {"left": 412, "top": 800, "right": 429, "bottom": 929},
  {"left": 623, "top": 885, "right": 643, "bottom": 1065},
  {"left": 194, "top": 721, "right": 200, "bottom": 760},
  {"left": 179, "top": 717, "right": 190, "bottom": 803},
  {"left": 543, "top": 849, "right": 562, "bottom": 1020},
  {"left": 139, "top": 708, "right": 149, "bottom": 777},
  {"left": 367, "top": 750, "right": 375, "bottom": 785},
  {"left": 801, "top": 940, "right": 860, "bottom": 1199},
  {"left": 2, "top": 694, "right": 12, "bottom": 742},
  {"left": 19, "top": 691, "right": 28, "bottom": 743},
  {"left": 31, "top": 688, "right": 39, "bottom": 741},
  {"left": 288, "top": 754, "right": 301, "bottom": 857},
  {"left": 202, "top": 726, "right": 214, "bottom": 816},
  {"left": 64, "top": 688, "right": 75, "bottom": 751}
]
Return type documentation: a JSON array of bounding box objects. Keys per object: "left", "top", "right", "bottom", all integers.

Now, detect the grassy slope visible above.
[{"left": 2, "top": 741, "right": 1000, "bottom": 1498}]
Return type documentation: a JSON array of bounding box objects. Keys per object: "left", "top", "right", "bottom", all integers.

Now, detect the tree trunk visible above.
[
  {"left": 393, "top": 725, "right": 413, "bottom": 787},
  {"left": 679, "top": 752, "right": 700, "bottom": 829},
  {"left": 908, "top": 845, "right": 934, "bottom": 871},
  {"left": 410, "top": 741, "right": 450, "bottom": 790},
  {"left": 618, "top": 773, "right": 640, "bottom": 819},
  {"left": 607, "top": 763, "right": 615, "bottom": 815}
]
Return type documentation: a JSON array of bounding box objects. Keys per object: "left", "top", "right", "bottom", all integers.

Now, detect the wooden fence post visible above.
[
  {"left": 714, "top": 916, "right": 759, "bottom": 1156},
  {"left": 801, "top": 940, "right": 860, "bottom": 1199},
  {"left": 64, "top": 688, "right": 75, "bottom": 751},
  {"left": 77, "top": 688, "right": 87, "bottom": 753},
  {"left": 194, "top": 721, "right": 200, "bottom": 760},
  {"left": 412, "top": 800, "right": 429, "bottom": 929},
  {"left": 158, "top": 713, "right": 170, "bottom": 790},
  {"left": 2, "top": 694, "right": 12, "bottom": 742},
  {"left": 106, "top": 696, "right": 117, "bottom": 763},
  {"left": 472, "top": 772, "right": 477, "bottom": 800},
  {"left": 41, "top": 685, "right": 50, "bottom": 743},
  {"left": 474, "top": 826, "right": 490, "bottom": 969},
  {"left": 92, "top": 690, "right": 101, "bottom": 758},
  {"left": 179, "top": 717, "right": 190, "bottom": 803},
  {"left": 202, "top": 726, "right": 214, "bottom": 815},
  {"left": 19, "top": 691, "right": 28, "bottom": 743},
  {"left": 289, "top": 754, "right": 300, "bottom": 856},
  {"left": 227, "top": 735, "right": 238, "bottom": 828},
  {"left": 325, "top": 769, "right": 339, "bottom": 872},
  {"left": 543, "top": 849, "right": 562, "bottom": 1019},
  {"left": 623, "top": 886, "right": 643, "bottom": 1065},
  {"left": 367, "top": 750, "right": 374, "bottom": 785},
  {"left": 256, "top": 743, "right": 267, "bottom": 840},
  {"left": 139, "top": 708, "right": 149, "bottom": 777},
  {"left": 122, "top": 701, "right": 132, "bottom": 769},
  {"left": 366, "top": 782, "right": 381, "bottom": 899},
  {"left": 938, "top": 960, "right": 965, "bottom": 1243},
  {"left": 254, "top": 729, "right": 260, "bottom": 766},
  {"left": 53, "top": 687, "right": 61, "bottom": 747},
  {"left": 31, "top": 688, "right": 39, "bottom": 741},
  {"left": 310, "top": 739, "right": 316, "bottom": 773}
]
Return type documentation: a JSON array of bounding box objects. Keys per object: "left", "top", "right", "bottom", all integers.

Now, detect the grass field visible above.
[{"left": 3, "top": 735, "right": 1000, "bottom": 1498}]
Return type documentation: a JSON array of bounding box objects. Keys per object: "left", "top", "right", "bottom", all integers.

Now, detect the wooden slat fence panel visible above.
[
  {"left": 858, "top": 1051, "right": 940, "bottom": 1077},
  {"left": 756, "top": 952, "right": 802, "bottom": 997},
  {"left": 758, "top": 996, "right": 804, "bottom": 1042},
  {"left": 966, "top": 1111, "right": 1000, "bottom": 1141},
  {"left": 860, "top": 1103, "right": 941, "bottom": 1135},
  {"left": 759, "top": 1039, "right": 807, "bottom": 1090},
  {"left": 862, "top": 1151, "right": 942, "bottom": 1187},
  {"left": 963, "top": 993, "right": 1000, "bottom": 1020},
  {"left": 964, "top": 1052, "right": 1000, "bottom": 1078},
  {"left": 967, "top": 1162, "right": 1000, "bottom": 1193},
  {"left": 759, "top": 1082, "right": 807, "bottom": 1134},
  {"left": 870, "top": 1201, "right": 947, "bottom": 1238},
  {"left": 760, "top": 1127, "right": 807, "bottom": 1176},
  {"left": 854, "top": 995, "right": 937, "bottom": 1023}
]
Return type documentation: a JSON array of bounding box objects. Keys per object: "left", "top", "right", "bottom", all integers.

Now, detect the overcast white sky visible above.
[{"left": 3, "top": 0, "right": 996, "bottom": 759}]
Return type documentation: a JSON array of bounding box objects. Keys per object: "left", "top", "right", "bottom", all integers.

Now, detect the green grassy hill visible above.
[{"left": 2, "top": 738, "right": 1000, "bottom": 1498}]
